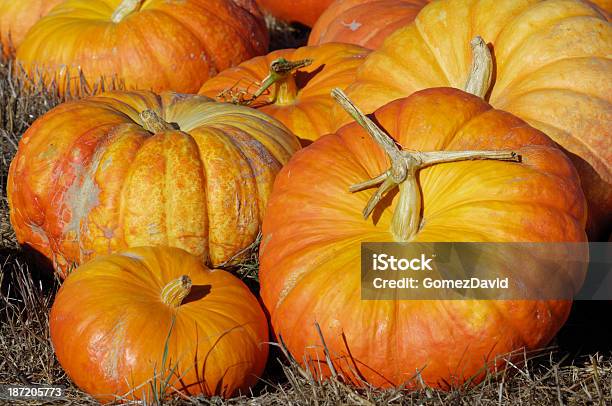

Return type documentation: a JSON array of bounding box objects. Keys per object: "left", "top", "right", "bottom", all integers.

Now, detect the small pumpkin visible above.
[
  {"left": 259, "top": 87, "right": 587, "bottom": 388},
  {"left": 8, "top": 90, "right": 300, "bottom": 277},
  {"left": 15, "top": 0, "right": 268, "bottom": 96},
  {"left": 256, "top": 0, "right": 334, "bottom": 26},
  {"left": 335, "top": 0, "right": 611, "bottom": 238},
  {"left": 50, "top": 246, "right": 269, "bottom": 402},
  {"left": 0, "top": 0, "right": 63, "bottom": 56},
  {"left": 199, "top": 43, "right": 370, "bottom": 144},
  {"left": 308, "top": 0, "right": 429, "bottom": 49}
]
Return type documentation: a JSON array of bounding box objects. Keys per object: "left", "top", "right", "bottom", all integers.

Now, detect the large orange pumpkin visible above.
[
  {"left": 8, "top": 90, "right": 300, "bottom": 277},
  {"left": 335, "top": 0, "right": 611, "bottom": 238},
  {"left": 50, "top": 246, "right": 269, "bottom": 402},
  {"left": 259, "top": 87, "right": 587, "bottom": 388},
  {"left": 308, "top": 0, "right": 429, "bottom": 49},
  {"left": 199, "top": 43, "right": 370, "bottom": 144},
  {"left": 0, "top": 0, "right": 63, "bottom": 56},
  {"left": 15, "top": 0, "right": 268, "bottom": 96},
  {"left": 256, "top": 0, "right": 334, "bottom": 26}
]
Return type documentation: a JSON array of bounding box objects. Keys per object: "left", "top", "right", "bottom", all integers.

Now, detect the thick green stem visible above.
[
  {"left": 331, "top": 88, "right": 521, "bottom": 242},
  {"left": 161, "top": 275, "right": 192, "bottom": 307},
  {"left": 140, "top": 109, "right": 178, "bottom": 133},
  {"left": 250, "top": 58, "right": 313, "bottom": 105},
  {"left": 112, "top": 0, "right": 144, "bottom": 23},
  {"left": 464, "top": 36, "right": 493, "bottom": 99}
]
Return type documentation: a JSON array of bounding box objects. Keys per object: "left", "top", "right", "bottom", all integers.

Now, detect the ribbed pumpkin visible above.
[
  {"left": 335, "top": 0, "right": 611, "bottom": 238},
  {"left": 259, "top": 87, "right": 587, "bottom": 388},
  {"left": 0, "top": 0, "right": 63, "bottom": 56},
  {"left": 199, "top": 43, "right": 370, "bottom": 144},
  {"left": 8, "top": 90, "right": 300, "bottom": 277},
  {"left": 308, "top": 0, "right": 429, "bottom": 49},
  {"left": 256, "top": 0, "right": 334, "bottom": 26},
  {"left": 15, "top": 0, "right": 268, "bottom": 96},
  {"left": 50, "top": 246, "right": 269, "bottom": 402}
]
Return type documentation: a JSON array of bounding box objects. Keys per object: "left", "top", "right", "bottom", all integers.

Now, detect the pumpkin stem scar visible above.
[
  {"left": 111, "top": 0, "right": 145, "bottom": 23},
  {"left": 464, "top": 36, "right": 493, "bottom": 99},
  {"left": 249, "top": 57, "right": 314, "bottom": 106},
  {"left": 139, "top": 109, "right": 180, "bottom": 133},
  {"left": 331, "top": 88, "right": 521, "bottom": 242},
  {"left": 161, "top": 275, "right": 193, "bottom": 307}
]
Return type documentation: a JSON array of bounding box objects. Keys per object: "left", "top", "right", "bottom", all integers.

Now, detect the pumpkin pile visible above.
[{"left": 4, "top": 0, "right": 610, "bottom": 401}]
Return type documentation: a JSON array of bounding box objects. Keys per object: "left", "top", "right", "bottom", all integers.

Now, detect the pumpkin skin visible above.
[
  {"left": 0, "top": 0, "right": 63, "bottom": 56},
  {"left": 15, "top": 0, "right": 268, "bottom": 96},
  {"left": 50, "top": 246, "right": 269, "bottom": 402},
  {"left": 335, "top": 0, "right": 611, "bottom": 239},
  {"left": 259, "top": 88, "right": 587, "bottom": 389},
  {"left": 308, "top": 0, "right": 429, "bottom": 49},
  {"left": 199, "top": 43, "right": 370, "bottom": 144},
  {"left": 256, "top": 0, "right": 334, "bottom": 26},
  {"left": 8, "top": 90, "right": 300, "bottom": 277}
]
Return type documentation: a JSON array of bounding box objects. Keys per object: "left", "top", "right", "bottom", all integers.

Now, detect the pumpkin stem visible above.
[
  {"left": 331, "top": 88, "right": 520, "bottom": 242},
  {"left": 464, "top": 36, "right": 493, "bottom": 99},
  {"left": 250, "top": 58, "right": 313, "bottom": 105},
  {"left": 161, "top": 275, "right": 192, "bottom": 307},
  {"left": 140, "top": 109, "right": 179, "bottom": 133},
  {"left": 112, "top": 0, "right": 145, "bottom": 23}
]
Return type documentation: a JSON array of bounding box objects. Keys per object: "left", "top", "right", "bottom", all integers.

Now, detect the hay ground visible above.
[{"left": 1, "top": 18, "right": 611, "bottom": 406}]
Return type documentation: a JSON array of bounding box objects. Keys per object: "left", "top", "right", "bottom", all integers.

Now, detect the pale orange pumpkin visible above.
[
  {"left": 335, "top": 0, "right": 611, "bottom": 239},
  {"left": 308, "top": 0, "right": 429, "bottom": 49},
  {"left": 199, "top": 43, "right": 370, "bottom": 144},
  {"left": 260, "top": 87, "right": 587, "bottom": 389},
  {"left": 50, "top": 246, "right": 269, "bottom": 402},
  {"left": 15, "top": 0, "right": 268, "bottom": 96},
  {"left": 0, "top": 0, "right": 63, "bottom": 56},
  {"left": 8, "top": 90, "right": 300, "bottom": 277}
]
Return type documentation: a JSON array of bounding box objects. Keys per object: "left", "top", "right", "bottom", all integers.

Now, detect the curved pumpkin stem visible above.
[
  {"left": 250, "top": 58, "right": 313, "bottom": 105},
  {"left": 112, "top": 0, "right": 145, "bottom": 23},
  {"left": 140, "top": 109, "right": 179, "bottom": 133},
  {"left": 331, "top": 88, "right": 520, "bottom": 242},
  {"left": 464, "top": 36, "right": 493, "bottom": 99},
  {"left": 161, "top": 275, "right": 192, "bottom": 307}
]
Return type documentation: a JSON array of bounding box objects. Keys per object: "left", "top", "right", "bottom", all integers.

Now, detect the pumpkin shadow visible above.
[
  {"left": 183, "top": 284, "right": 211, "bottom": 305},
  {"left": 295, "top": 64, "right": 325, "bottom": 90}
]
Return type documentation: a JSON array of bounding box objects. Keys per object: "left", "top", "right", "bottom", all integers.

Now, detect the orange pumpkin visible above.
[
  {"left": 50, "top": 246, "right": 269, "bottom": 402},
  {"left": 335, "top": 0, "right": 611, "bottom": 239},
  {"left": 8, "top": 90, "right": 300, "bottom": 277},
  {"left": 308, "top": 0, "right": 429, "bottom": 49},
  {"left": 0, "top": 0, "right": 63, "bottom": 56},
  {"left": 586, "top": 0, "right": 610, "bottom": 18},
  {"left": 259, "top": 87, "right": 587, "bottom": 388},
  {"left": 199, "top": 43, "right": 370, "bottom": 144},
  {"left": 256, "top": 0, "right": 334, "bottom": 26},
  {"left": 15, "top": 0, "right": 268, "bottom": 96}
]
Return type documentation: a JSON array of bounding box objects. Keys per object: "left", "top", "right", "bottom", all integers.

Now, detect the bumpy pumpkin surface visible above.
[
  {"left": 15, "top": 0, "right": 268, "bottom": 96},
  {"left": 335, "top": 0, "right": 611, "bottom": 238},
  {"left": 8, "top": 90, "right": 300, "bottom": 276},
  {"left": 199, "top": 43, "right": 370, "bottom": 143},
  {"left": 308, "top": 0, "right": 429, "bottom": 49},
  {"left": 0, "top": 0, "right": 63, "bottom": 56},
  {"left": 260, "top": 88, "right": 587, "bottom": 388},
  {"left": 50, "top": 246, "right": 269, "bottom": 402},
  {"left": 256, "top": 0, "right": 334, "bottom": 26}
]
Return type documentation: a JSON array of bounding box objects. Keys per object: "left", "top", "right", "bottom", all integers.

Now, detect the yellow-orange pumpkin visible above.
[
  {"left": 8, "top": 90, "right": 300, "bottom": 277},
  {"left": 335, "top": 0, "right": 611, "bottom": 238},
  {"left": 15, "top": 0, "right": 268, "bottom": 96},
  {"left": 50, "top": 246, "right": 269, "bottom": 402},
  {"left": 308, "top": 0, "right": 429, "bottom": 49},
  {"left": 0, "top": 0, "right": 63, "bottom": 56},
  {"left": 199, "top": 43, "right": 370, "bottom": 144},
  {"left": 260, "top": 87, "right": 587, "bottom": 388}
]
